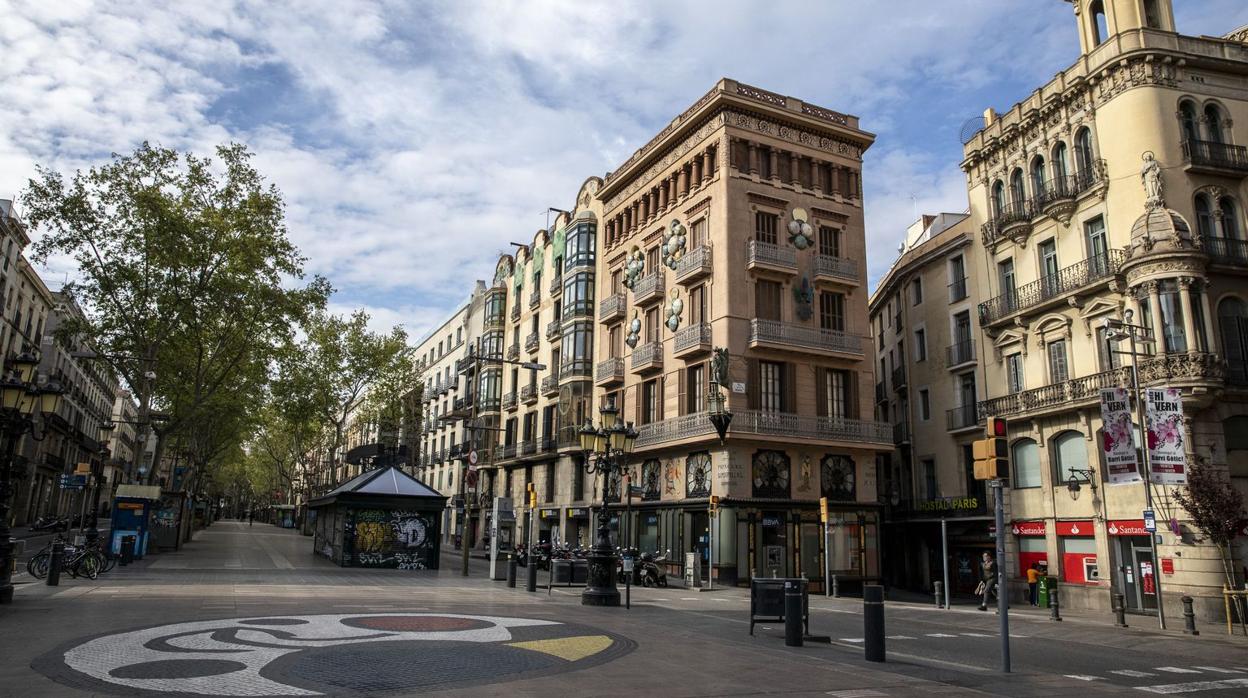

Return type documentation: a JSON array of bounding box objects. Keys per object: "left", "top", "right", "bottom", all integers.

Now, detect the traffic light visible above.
[
  {"left": 526, "top": 482, "right": 536, "bottom": 509},
  {"left": 974, "top": 417, "right": 1009, "bottom": 480},
  {"left": 819, "top": 496, "right": 829, "bottom": 524},
  {"left": 709, "top": 495, "right": 719, "bottom": 515}
]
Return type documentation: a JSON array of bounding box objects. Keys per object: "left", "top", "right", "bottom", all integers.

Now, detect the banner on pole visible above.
[
  {"left": 1099, "top": 387, "right": 1142, "bottom": 485},
  {"left": 1145, "top": 387, "right": 1187, "bottom": 485}
]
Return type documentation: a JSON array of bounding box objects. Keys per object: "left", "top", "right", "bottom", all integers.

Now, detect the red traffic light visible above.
[{"left": 987, "top": 417, "right": 1008, "bottom": 438}]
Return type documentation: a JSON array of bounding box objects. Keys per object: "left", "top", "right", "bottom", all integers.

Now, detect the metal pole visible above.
[
  {"left": 461, "top": 348, "right": 478, "bottom": 578},
  {"left": 941, "top": 517, "right": 951, "bottom": 610},
  {"left": 1129, "top": 329, "right": 1166, "bottom": 630},
  {"left": 708, "top": 506, "right": 714, "bottom": 592},
  {"left": 992, "top": 480, "right": 1011, "bottom": 673},
  {"left": 823, "top": 521, "right": 830, "bottom": 597}
]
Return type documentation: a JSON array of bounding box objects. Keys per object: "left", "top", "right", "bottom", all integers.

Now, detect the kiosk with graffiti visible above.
[{"left": 350, "top": 509, "right": 433, "bottom": 569}]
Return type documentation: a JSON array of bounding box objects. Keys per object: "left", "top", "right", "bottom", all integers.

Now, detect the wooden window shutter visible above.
[
  {"left": 677, "top": 368, "right": 687, "bottom": 416},
  {"left": 847, "top": 371, "right": 859, "bottom": 419},
  {"left": 815, "top": 367, "right": 827, "bottom": 417},
  {"left": 784, "top": 362, "right": 797, "bottom": 413},
  {"left": 634, "top": 384, "right": 643, "bottom": 425},
  {"left": 747, "top": 359, "right": 760, "bottom": 410}
]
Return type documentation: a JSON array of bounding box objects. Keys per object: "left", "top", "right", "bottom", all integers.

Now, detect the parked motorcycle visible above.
[
  {"left": 638, "top": 549, "right": 669, "bottom": 587},
  {"left": 30, "top": 515, "right": 68, "bottom": 532}
]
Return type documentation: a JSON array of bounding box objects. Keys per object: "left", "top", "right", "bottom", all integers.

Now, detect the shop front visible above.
[
  {"left": 537, "top": 507, "right": 560, "bottom": 544},
  {"left": 1056, "top": 520, "right": 1098, "bottom": 585},
  {"left": 1109, "top": 519, "right": 1158, "bottom": 614},
  {"left": 883, "top": 495, "right": 992, "bottom": 596},
  {"left": 565, "top": 507, "right": 591, "bottom": 548},
  {"left": 1012, "top": 520, "right": 1048, "bottom": 583}
]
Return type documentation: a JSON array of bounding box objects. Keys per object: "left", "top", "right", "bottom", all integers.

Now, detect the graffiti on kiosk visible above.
[
  {"left": 350, "top": 509, "right": 431, "bottom": 568},
  {"left": 355, "top": 552, "right": 428, "bottom": 569}
]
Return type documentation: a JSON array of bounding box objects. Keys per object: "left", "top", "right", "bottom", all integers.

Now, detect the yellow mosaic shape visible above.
[{"left": 506, "top": 635, "right": 613, "bottom": 662}]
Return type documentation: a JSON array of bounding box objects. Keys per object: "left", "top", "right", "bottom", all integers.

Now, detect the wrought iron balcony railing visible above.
[
  {"left": 520, "top": 384, "right": 538, "bottom": 404},
  {"left": 631, "top": 341, "right": 663, "bottom": 372},
  {"left": 946, "top": 404, "right": 981, "bottom": 431},
  {"left": 891, "top": 366, "right": 906, "bottom": 391},
  {"left": 1204, "top": 236, "right": 1248, "bottom": 266},
  {"left": 893, "top": 422, "right": 909, "bottom": 445},
  {"left": 549, "top": 272, "right": 563, "bottom": 297},
  {"left": 546, "top": 318, "right": 562, "bottom": 341},
  {"left": 746, "top": 240, "right": 797, "bottom": 272},
  {"left": 675, "top": 245, "right": 712, "bottom": 284},
  {"left": 529, "top": 289, "right": 541, "bottom": 310},
  {"left": 978, "top": 249, "right": 1126, "bottom": 325},
  {"left": 946, "top": 339, "right": 975, "bottom": 367},
  {"left": 633, "top": 272, "right": 665, "bottom": 306},
  {"left": 979, "top": 367, "right": 1128, "bottom": 418},
  {"left": 541, "top": 373, "right": 560, "bottom": 396},
  {"left": 814, "top": 254, "right": 858, "bottom": 283},
  {"left": 981, "top": 200, "right": 1032, "bottom": 247},
  {"left": 634, "top": 410, "right": 891, "bottom": 448},
  {"left": 673, "top": 322, "right": 711, "bottom": 355},
  {"left": 875, "top": 381, "right": 886, "bottom": 404},
  {"left": 511, "top": 304, "right": 521, "bottom": 322},
  {"left": 749, "top": 318, "right": 862, "bottom": 354},
  {"left": 524, "top": 331, "right": 540, "bottom": 354},
  {"left": 506, "top": 343, "right": 520, "bottom": 361},
  {"left": 502, "top": 391, "right": 516, "bottom": 410},
  {"left": 599, "top": 293, "right": 626, "bottom": 323},
  {"left": 595, "top": 358, "right": 624, "bottom": 385},
  {"left": 1182, "top": 139, "right": 1248, "bottom": 174}
]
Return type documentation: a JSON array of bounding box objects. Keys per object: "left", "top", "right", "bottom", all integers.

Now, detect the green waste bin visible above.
[{"left": 1037, "top": 576, "right": 1056, "bottom": 608}]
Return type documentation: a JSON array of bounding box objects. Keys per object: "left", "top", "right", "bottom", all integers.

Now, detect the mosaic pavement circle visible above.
[{"left": 34, "top": 612, "right": 635, "bottom": 696}]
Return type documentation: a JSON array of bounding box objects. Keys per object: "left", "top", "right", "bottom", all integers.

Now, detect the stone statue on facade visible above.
[
  {"left": 1141, "top": 151, "right": 1165, "bottom": 210},
  {"left": 711, "top": 347, "right": 729, "bottom": 387}
]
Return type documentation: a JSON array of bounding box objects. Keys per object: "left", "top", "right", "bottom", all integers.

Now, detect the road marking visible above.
[
  {"left": 1156, "top": 667, "right": 1202, "bottom": 674},
  {"left": 1112, "top": 670, "right": 1157, "bottom": 678},
  {"left": 1065, "top": 675, "right": 1103, "bottom": 681},
  {"left": 826, "top": 690, "right": 886, "bottom": 698},
  {"left": 1137, "top": 678, "right": 1248, "bottom": 694},
  {"left": 710, "top": 598, "right": 730, "bottom": 602},
  {"left": 1192, "top": 666, "right": 1242, "bottom": 674},
  {"left": 961, "top": 632, "right": 992, "bottom": 637},
  {"left": 680, "top": 597, "right": 698, "bottom": 601},
  {"left": 839, "top": 638, "right": 865, "bottom": 643},
  {"left": 926, "top": 633, "right": 957, "bottom": 637},
  {"left": 886, "top": 635, "right": 916, "bottom": 640}
]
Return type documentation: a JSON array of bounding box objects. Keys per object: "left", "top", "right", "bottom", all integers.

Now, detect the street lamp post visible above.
[
  {"left": 86, "top": 421, "right": 116, "bottom": 545},
  {"left": 578, "top": 397, "right": 638, "bottom": 607},
  {"left": 0, "top": 352, "right": 65, "bottom": 604}
]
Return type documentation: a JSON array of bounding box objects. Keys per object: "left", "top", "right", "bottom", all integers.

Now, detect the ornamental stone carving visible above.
[{"left": 1138, "top": 352, "right": 1226, "bottom": 384}]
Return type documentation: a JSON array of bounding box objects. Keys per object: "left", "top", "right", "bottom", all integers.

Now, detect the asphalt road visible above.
[{"left": 2, "top": 521, "right": 1245, "bottom": 697}]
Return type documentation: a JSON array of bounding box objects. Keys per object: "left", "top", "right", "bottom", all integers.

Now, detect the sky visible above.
[{"left": 1, "top": 0, "right": 1245, "bottom": 344}]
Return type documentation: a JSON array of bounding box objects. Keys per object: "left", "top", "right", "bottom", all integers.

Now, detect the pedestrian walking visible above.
[
  {"left": 1027, "top": 562, "right": 1040, "bottom": 606},
  {"left": 248, "top": 510, "right": 253, "bottom": 527},
  {"left": 977, "top": 551, "right": 998, "bottom": 611}
]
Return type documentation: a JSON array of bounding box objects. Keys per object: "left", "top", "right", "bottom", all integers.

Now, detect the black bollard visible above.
[
  {"left": 1113, "top": 592, "right": 1128, "bottom": 628},
  {"left": 784, "top": 579, "right": 803, "bottom": 647},
  {"left": 119, "top": 537, "right": 132, "bottom": 566},
  {"left": 507, "top": 555, "right": 517, "bottom": 588},
  {"left": 526, "top": 556, "right": 537, "bottom": 593},
  {"left": 934, "top": 581, "right": 944, "bottom": 608},
  {"left": 864, "top": 584, "right": 885, "bottom": 662},
  {"left": 1050, "top": 586, "right": 1062, "bottom": 622},
  {"left": 832, "top": 574, "right": 840, "bottom": 598},
  {"left": 1181, "top": 596, "right": 1199, "bottom": 635},
  {"left": 47, "top": 541, "right": 64, "bottom": 587}
]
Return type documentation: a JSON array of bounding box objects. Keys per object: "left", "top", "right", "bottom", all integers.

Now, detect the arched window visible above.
[
  {"left": 1204, "top": 104, "right": 1224, "bottom": 144},
  {"left": 1219, "top": 297, "right": 1248, "bottom": 384},
  {"left": 1030, "top": 156, "right": 1047, "bottom": 199},
  {"left": 1179, "top": 101, "right": 1200, "bottom": 144},
  {"left": 1195, "top": 194, "right": 1215, "bottom": 238},
  {"left": 1012, "top": 438, "right": 1041, "bottom": 488},
  {"left": 1053, "top": 430, "right": 1089, "bottom": 484},
  {"left": 1090, "top": 1, "right": 1108, "bottom": 45},
  {"left": 1052, "top": 142, "right": 1070, "bottom": 181},
  {"left": 1220, "top": 197, "right": 1241, "bottom": 240},
  {"left": 1074, "top": 128, "right": 1095, "bottom": 175},
  {"left": 991, "top": 180, "right": 1006, "bottom": 218},
  {"left": 1009, "top": 168, "right": 1025, "bottom": 207}
]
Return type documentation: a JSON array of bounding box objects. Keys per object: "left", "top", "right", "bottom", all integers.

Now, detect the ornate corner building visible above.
[{"left": 959, "top": 0, "right": 1248, "bottom": 619}]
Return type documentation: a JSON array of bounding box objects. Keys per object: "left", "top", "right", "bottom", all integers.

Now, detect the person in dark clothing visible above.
[
  {"left": 978, "top": 552, "right": 998, "bottom": 611},
  {"left": 248, "top": 510, "right": 253, "bottom": 526}
]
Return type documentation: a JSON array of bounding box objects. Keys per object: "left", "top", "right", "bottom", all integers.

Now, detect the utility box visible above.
[
  {"left": 1038, "top": 576, "right": 1056, "bottom": 608},
  {"left": 110, "top": 485, "right": 162, "bottom": 559}
]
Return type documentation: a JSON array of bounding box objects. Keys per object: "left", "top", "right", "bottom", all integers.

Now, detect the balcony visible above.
[
  {"left": 520, "top": 384, "right": 538, "bottom": 404},
  {"left": 599, "top": 293, "right": 626, "bottom": 323},
  {"left": 980, "top": 201, "right": 1032, "bottom": 249},
  {"left": 1182, "top": 139, "right": 1248, "bottom": 177},
  {"left": 525, "top": 331, "right": 540, "bottom": 354},
  {"left": 595, "top": 358, "right": 624, "bottom": 386},
  {"left": 633, "top": 272, "right": 665, "bottom": 307},
  {"left": 546, "top": 318, "right": 562, "bottom": 341},
  {"left": 891, "top": 366, "right": 906, "bottom": 392},
  {"left": 499, "top": 444, "right": 517, "bottom": 461},
  {"left": 539, "top": 436, "right": 557, "bottom": 453},
  {"left": 813, "top": 255, "right": 858, "bottom": 285},
  {"left": 746, "top": 240, "right": 797, "bottom": 275},
  {"left": 506, "top": 343, "right": 520, "bottom": 361},
  {"left": 478, "top": 395, "right": 501, "bottom": 413},
  {"left": 631, "top": 341, "right": 663, "bottom": 374},
  {"left": 550, "top": 272, "right": 563, "bottom": 297},
  {"left": 673, "top": 322, "right": 711, "bottom": 358},
  {"left": 978, "top": 249, "right": 1126, "bottom": 326},
  {"left": 453, "top": 395, "right": 474, "bottom": 412},
  {"left": 511, "top": 304, "right": 521, "bottom": 322},
  {"left": 1030, "top": 168, "right": 1104, "bottom": 224},
  {"left": 1204, "top": 236, "right": 1248, "bottom": 267},
  {"left": 560, "top": 359, "right": 592, "bottom": 381},
  {"left": 749, "top": 319, "right": 862, "bottom": 355},
  {"left": 502, "top": 391, "right": 517, "bottom": 411},
  {"left": 520, "top": 441, "right": 536, "bottom": 457},
  {"left": 946, "top": 339, "right": 975, "bottom": 368},
  {"left": 456, "top": 357, "right": 475, "bottom": 374},
  {"left": 634, "top": 410, "right": 891, "bottom": 449},
  {"left": 949, "top": 277, "right": 968, "bottom": 302},
  {"left": 1138, "top": 351, "right": 1226, "bottom": 387},
  {"left": 946, "top": 404, "right": 982, "bottom": 432},
  {"left": 893, "top": 422, "right": 910, "bottom": 445},
  {"left": 675, "top": 245, "right": 712, "bottom": 284},
  {"left": 541, "top": 373, "right": 560, "bottom": 396},
  {"left": 529, "top": 289, "right": 541, "bottom": 310},
  {"left": 979, "top": 367, "right": 1128, "bottom": 419}
]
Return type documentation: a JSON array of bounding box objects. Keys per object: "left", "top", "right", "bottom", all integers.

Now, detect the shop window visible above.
[
  {"left": 751, "top": 450, "right": 790, "bottom": 498},
  {"left": 1053, "top": 430, "right": 1089, "bottom": 484},
  {"left": 1017, "top": 537, "right": 1047, "bottom": 578},
  {"left": 1012, "top": 438, "right": 1041, "bottom": 488},
  {"left": 686, "top": 452, "right": 712, "bottom": 498},
  {"left": 1060, "top": 537, "right": 1098, "bottom": 584}
]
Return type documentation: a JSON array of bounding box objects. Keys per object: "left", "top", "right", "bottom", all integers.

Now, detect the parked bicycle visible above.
[{"left": 26, "top": 536, "right": 114, "bottom": 580}]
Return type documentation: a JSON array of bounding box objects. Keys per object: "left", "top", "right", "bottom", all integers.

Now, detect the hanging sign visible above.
[
  {"left": 1099, "top": 388, "right": 1142, "bottom": 484},
  {"left": 1145, "top": 387, "right": 1187, "bottom": 485}
]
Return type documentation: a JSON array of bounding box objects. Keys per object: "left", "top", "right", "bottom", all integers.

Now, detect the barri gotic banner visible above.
[
  {"left": 1099, "top": 387, "right": 1142, "bottom": 485},
  {"left": 1145, "top": 387, "right": 1187, "bottom": 485}
]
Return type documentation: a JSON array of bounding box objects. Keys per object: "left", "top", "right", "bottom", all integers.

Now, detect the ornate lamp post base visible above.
[{"left": 581, "top": 547, "right": 621, "bottom": 607}]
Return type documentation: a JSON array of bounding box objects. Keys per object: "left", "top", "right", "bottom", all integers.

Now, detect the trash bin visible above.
[
  {"left": 1037, "top": 576, "right": 1056, "bottom": 608},
  {"left": 120, "top": 535, "right": 137, "bottom": 565}
]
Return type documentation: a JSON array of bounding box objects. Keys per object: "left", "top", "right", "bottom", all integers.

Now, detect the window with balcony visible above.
[
  {"left": 819, "top": 225, "right": 841, "bottom": 257},
  {"left": 1009, "top": 168, "right": 1026, "bottom": 206},
  {"left": 1047, "top": 339, "right": 1069, "bottom": 383},
  {"left": 755, "top": 211, "right": 778, "bottom": 245},
  {"left": 760, "top": 360, "right": 784, "bottom": 413},
  {"left": 646, "top": 245, "right": 660, "bottom": 273},
  {"left": 1030, "top": 156, "right": 1046, "bottom": 202},
  {"left": 756, "top": 280, "right": 782, "bottom": 321},
  {"left": 559, "top": 321, "right": 593, "bottom": 376},
  {"left": 949, "top": 255, "right": 968, "bottom": 302},
  {"left": 1096, "top": 326, "right": 1122, "bottom": 372},
  {"left": 691, "top": 217, "right": 707, "bottom": 248},
  {"left": 689, "top": 284, "right": 706, "bottom": 324},
  {"left": 1219, "top": 298, "right": 1248, "bottom": 384},
  {"left": 562, "top": 271, "right": 593, "bottom": 318},
  {"left": 1006, "top": 353, "right": 1024, "bottom": 394},
  {"left": 641, "top": 378, "right": 659, "bottom": 425},
  {"left": 609, "top": 324, "right": 622, "bottom": 358},
  {"left": 921, "top": 458, "right": 937, "bottom": 499},
  {"left": 819, "top": 291, "right": 845, "bottom": 331},
  {"left": 1205, "top": 104, "right": 1225, "bottom": 144},
  {"left": 611, "top": 269, "right": 622, "bottom": 294},
  {"left": 910, "top": 278, "right": 922, "bottom": 306},
  {"left": 816, "top": 368, "right": 851, "bottom": 419},
  {"left": 645, "top": 307, "right": 659, "bottom": 342},
  {"left": 685, "top": 363, "right": 705, "bottom": 414}
]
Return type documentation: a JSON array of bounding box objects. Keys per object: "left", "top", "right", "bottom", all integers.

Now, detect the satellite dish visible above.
[{"left": 959, "top": 116, "right": 987, "bottom": 145}]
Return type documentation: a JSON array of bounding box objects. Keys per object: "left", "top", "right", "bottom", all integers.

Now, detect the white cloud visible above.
[{"left": 2, "top": 0, "right": 1244, "bottom": 340}]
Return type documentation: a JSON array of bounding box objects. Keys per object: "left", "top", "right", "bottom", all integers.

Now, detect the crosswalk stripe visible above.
[
  {"left": 1156, "top": 667, "right": 1201, "bottom": 674},
  {"left": 1192, "top": 666, "right": 1242, "bottom": 674},
  {"left": 840, "top": 638, "right": 865, "bottom": 643},
  {"left": 1112, "top": 670, "right": 1157, "bottom": 678},
  {"left": 961, "top": 632, "right": 992, "bottom": 637},
  {"left": 1066, "top": 675, "right": 1103, "bottom": 681},
  {"left": 886, "top": 635, "right": 915, "bottom": 640},
  {"left": 926, "top": 633, "right": 957, "bottom": 637},
  {"left": 1136, "top": 678, "right": 1248, "bottom": 694}
]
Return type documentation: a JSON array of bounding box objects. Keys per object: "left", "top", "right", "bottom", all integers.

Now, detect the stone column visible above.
[
  {"left": 650, "top": 189, "right": 659, "bottom": 220},
  {"left": 1178, "top": 278, "right": 1198, "bottom": 353},
  {"left": 768, "top": 149, "right": 779, "bottom": 182},
  {"left": 678, "top": 167, "right": 689, "bottom": 199},
  {"left": 659, "top": 181, "right": 669, "bottom": 211},
  {"left": 640, "top": 195, "right": 649, "bottom": 223},
  {"left": 631, "top": 202, "right": 640, "bottom": 232},
  {"left": 791, "top": 154, "right": 802, "bottom": 187},
  {"left": 811, "top": 159, "right": 822, "bottom": 193},
  {"left": 671, "top": 172, "right": 681, "bottom": 203},
  {"left": 1146, "top": 281, "right": 1164, "bottom": 351},
  {"left": 1199, "top": 282, "right": 1217, "bottom": 353},
  {"left": 691, "top": 156, "right": 702, "bottom": 186},
  {"left": 748, "top": 143, "right": 759, "bottom": 175},
  {"left": 702, "top": 148, "right": 714, "bottom": 182},
  {"left": 830, "top": 165, "right": 842, "bottom": 197}
]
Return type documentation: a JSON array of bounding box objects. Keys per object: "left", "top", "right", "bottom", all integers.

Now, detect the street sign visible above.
[
  {"left": 465, "top": 469, "right": 478, "bottom": 489},
  {"left": 468, "top": 450, "right": 479, "bottom": 466},
  {"left": 1143, "top": 509, "right": 1156, "bottom": 533}
]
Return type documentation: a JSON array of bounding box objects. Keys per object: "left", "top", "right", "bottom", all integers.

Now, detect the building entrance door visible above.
[
  {"left": 689, "top": 511, "right": 710, "bottom": 579},
  {"left": 756, "top": 512, "right": 789, "bottom": 578},
  {"left": 1119, "top": 537, "right": 1158, "bottom": 612}
]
